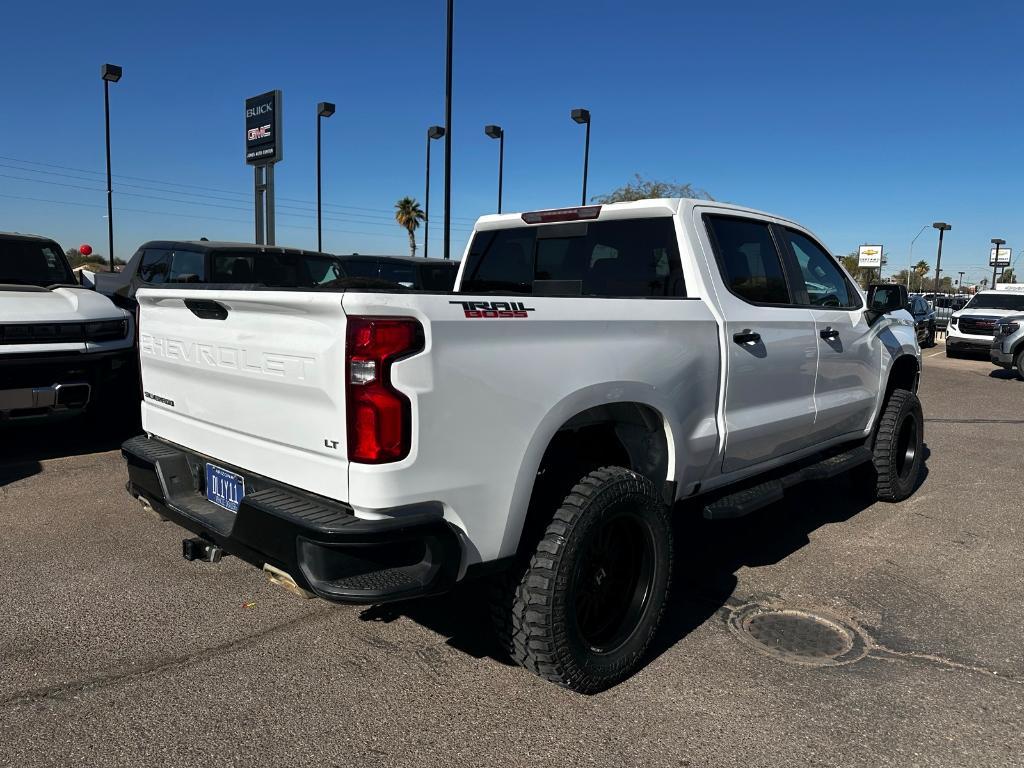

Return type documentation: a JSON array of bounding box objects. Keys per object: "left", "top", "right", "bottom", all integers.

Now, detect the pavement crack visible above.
[
  {"left": 0, "top": 608, "right": 333, "bottom": 708},
  {"left": 866, "top": 644, "right": 1022, "bottom": 684},
  {"left": 924, "top": 417, "right": 1024, "bottom": 425}
]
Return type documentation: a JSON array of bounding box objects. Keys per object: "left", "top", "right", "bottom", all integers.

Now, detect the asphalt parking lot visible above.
[{"left": 1, "top": 343, "right": 1021, "bottom": 768}]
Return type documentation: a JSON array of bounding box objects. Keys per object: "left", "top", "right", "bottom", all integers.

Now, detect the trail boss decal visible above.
[{"left": 450, "top": 301, "right": 535, "bottom": 318}]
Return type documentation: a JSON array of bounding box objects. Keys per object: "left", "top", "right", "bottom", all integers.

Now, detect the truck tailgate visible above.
[{"left": 137, "top": 288, "right": 350, "bottom": 501}]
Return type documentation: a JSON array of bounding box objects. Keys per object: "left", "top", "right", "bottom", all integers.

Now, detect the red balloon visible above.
[{"left": 79, "top": 244, "right": 93, "bottom": 256}]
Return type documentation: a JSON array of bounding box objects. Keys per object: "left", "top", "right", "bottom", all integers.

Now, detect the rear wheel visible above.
[{"left": 492, "top": 466, "right": 672, "bottom": 694}]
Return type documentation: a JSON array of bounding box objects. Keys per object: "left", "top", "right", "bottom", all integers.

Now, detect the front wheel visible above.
[
  {"left": 1014, "top": 348, "right": 1024, "bottom": 381},
  {"left": 870, "top": 389, "right": 924, "bottom": 501},
  {"left": 492, "top": 467, "right": 673, "bottom": 694},
  {"left": 925, "top": 326, "right": 936, "bottom": 347}
]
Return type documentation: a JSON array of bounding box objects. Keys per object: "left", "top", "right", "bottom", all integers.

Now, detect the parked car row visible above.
[{"left": 1, "top": 232, "right": 458, "bottom": 421}]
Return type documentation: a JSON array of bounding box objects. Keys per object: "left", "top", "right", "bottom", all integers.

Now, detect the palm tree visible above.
[
  {"left": 394, "top": 197, "right": 425, "bottom": 258},
  {"left": 913, "top": 260, "right": 930, "bottom": 291}
]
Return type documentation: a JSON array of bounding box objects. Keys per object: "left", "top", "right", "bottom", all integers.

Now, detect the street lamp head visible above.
[
  {"left": 932, "top": 222, "right": 951, "bottom": 231},
  {"left": 571, "top": 108, "right": 591, "bottom": 125},
  {"left": 317, "top": 101, "right": 335, "bottom": 118},
  {"left": 101, "top": 63, "right": 122, "bottom": 83},
  {"left": 992, "top": 237, "right": 1006, "bottom": 246},
  {"left": 427, "top": 125, "right": 445, "bottom": 140},
  {"left": 484, "top": 124, "right": 503, "bottom": 139}
]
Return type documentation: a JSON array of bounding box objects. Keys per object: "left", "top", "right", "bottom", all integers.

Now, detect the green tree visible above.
[
  {"left": 998, "top": 268, "right": 1017, "bottom": 283},
  {"left": 394, "top": 197, "right": 425, "bottom": 257},
  {"left": 591, "top": 174, "right": 713, "bottom": 204}
]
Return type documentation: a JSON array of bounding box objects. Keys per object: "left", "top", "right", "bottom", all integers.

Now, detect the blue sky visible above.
[{"left": 2, "top": 0, "right": 1022, "bottom": 284}]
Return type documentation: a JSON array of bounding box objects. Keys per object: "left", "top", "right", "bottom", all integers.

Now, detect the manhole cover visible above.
[{"left": 727, "top": 603, "right": 868, "bottom": 666}]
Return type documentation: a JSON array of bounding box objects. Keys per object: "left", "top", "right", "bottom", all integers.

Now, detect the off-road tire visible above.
[
  {"left": 491, "top": 466, "right": 672, "bottom": 694},
  {"left": 869, "top": 389, "right": 924, "bottom": 501}
]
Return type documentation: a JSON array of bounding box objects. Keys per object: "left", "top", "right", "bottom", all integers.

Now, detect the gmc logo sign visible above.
[{"left": 247, "top": 125, "right": 272, "bottom": 141}]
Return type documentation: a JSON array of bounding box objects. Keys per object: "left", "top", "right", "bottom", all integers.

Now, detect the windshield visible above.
[
  {"left": 964, "top": 293, "right": 1024, "bottom": 311},
  {"left": 0, "top": 239, "right": 75, "bottom": 287},
  {"left": 209, "top": 251, "right": 346, "bottom": 287}
]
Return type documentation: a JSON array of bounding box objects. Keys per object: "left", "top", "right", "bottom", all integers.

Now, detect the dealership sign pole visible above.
[
  {"left": 246, "top": 90, "right": 283, "bottom": 245},
  {"left": 989, "top": 240, "right": 1010, "bottom": 286}
]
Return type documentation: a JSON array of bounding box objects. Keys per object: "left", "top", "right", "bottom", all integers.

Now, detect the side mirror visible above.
[{"left": 866, "top": 283, "right": 908, "bottom": 322}]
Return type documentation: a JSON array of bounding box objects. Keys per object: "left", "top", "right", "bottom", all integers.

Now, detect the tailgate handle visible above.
[{"left": 184, "top": 299, "right": 229, "bottom": 320}]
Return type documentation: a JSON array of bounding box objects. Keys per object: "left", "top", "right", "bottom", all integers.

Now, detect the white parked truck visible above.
[
  {"left": 123, "top": 199, "right": 923, "bottom": 692},
  {"left": 1, "top": 232, "right": 134, "bottom": 420}
]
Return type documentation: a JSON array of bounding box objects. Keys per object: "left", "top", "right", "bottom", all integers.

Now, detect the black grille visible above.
[
  {"left": 958, "top": 316, "right": 999, "bottom": 336},
  {"left": 0, "top": 319, "right": 127, "bottom": 344}
]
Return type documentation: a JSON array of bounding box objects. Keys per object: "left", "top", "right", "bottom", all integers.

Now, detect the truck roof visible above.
[
  {"left": 136, "top": 240, "right": 331, "bottom": 256},
  {"left": 473, "top": 197, "right": 797, "bottom": 231},
  {"left": 0, "top": 231, "right": 59, "bottom": 243},
  {"left": 337, "top": 254, "right": 458, "bottom": 267}
]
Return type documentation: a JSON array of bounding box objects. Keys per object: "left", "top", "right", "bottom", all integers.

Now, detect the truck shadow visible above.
[
  {"left": 360, "top": 452, "right": 931, "bottom": 681},
  {"left": 0, "top": 405, "right": 140, "bottom": 481}
]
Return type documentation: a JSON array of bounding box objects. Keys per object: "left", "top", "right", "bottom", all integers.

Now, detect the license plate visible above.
[{"left": 205, "top": 463, "right": 245, "bottom": 513}]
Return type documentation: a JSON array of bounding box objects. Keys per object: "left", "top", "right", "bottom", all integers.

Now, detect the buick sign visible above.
[{"left": 245, "top": 90, "right": 283, "bottom": 165}]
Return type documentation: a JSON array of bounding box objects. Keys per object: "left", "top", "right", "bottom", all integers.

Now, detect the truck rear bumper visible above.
[{"left": 122, "top": 434, "right": 461, "bottom": 604}]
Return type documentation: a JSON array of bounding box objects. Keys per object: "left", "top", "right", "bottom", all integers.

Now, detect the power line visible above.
[
  {"left": 0, "top": 191, "right": 442, "bottom": 243},
  {"left": 0, "top": 172, "right": 474, "bottom": 232},
  {"left": 0, "top": 154, "right": 481, "bottom": 223}
]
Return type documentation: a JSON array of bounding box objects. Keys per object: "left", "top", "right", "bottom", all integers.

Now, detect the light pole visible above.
[
  {"left": 101, "top": 64, "right": 122, "bottom": 272},
  {"left": 316, "top": 101, "right": 335, "bottom": 252},
  {"left": 484, "top": 124, "right": 504, "bottom": 213},
  {"left": 957, "top": 271, "right": 965, "bottom": 294},
  {"left": 908, "top": 224, "right": 929, "bottom": 290},
  {"left": 932, "top": 222, "right": 951, "bottom": 297},
  {"left": 442, "top": 0, "right": 454, "bottom": 260},
  {"left": 571, "top": 108, "right": 591, "bottom": 205},
  {"left": 424, "top": 125, "right": 445, "bottom": 258},
  {"left": 991, "top": 237, "right": 1005, "bottom": 287}
]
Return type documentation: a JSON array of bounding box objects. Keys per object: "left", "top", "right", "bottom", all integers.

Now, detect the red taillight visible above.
[{"left": 346, "top": 316, "right": 424, "bottom": 463}]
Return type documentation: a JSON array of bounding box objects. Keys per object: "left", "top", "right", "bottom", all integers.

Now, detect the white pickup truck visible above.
[
  {"left": 123, "top": 199, "right": 923, "bottom": 692},
  {"left": 1, "top": 232, "right": 134, "bottom": 420}
]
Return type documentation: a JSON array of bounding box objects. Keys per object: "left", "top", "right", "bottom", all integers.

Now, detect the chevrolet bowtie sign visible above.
[
  {"left": 245, "top": 90, "right": 283, "bottom": 165},
  {"left": 858, "top": 245, "right": 883, "bottom": 268}
]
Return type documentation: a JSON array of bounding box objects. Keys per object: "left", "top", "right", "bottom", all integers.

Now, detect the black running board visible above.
[{"left": 703, "top": 446, "right": 872, "bottom": 520}]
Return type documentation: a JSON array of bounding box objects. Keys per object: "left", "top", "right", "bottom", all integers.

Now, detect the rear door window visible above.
[
  {"left": 460, "top": 218, "right": 684, "bottom": 297},
  {"left": 210, "top": 251, "right": 345, "bottom": 287},
  {"left": 338, "top": 260, "right": 381, "bottom": 280},
  {"left": 138, "top": 249, "right": 172, "bottom": 284},
  {"left": 703, "top": 215, "right": 790, "bottom": 304},
  {"left": 139, "top": 248, "right": 205, "bottom": 283},
  {"left": 377, "top": 262, "right": 417, "bottom": 288}
]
